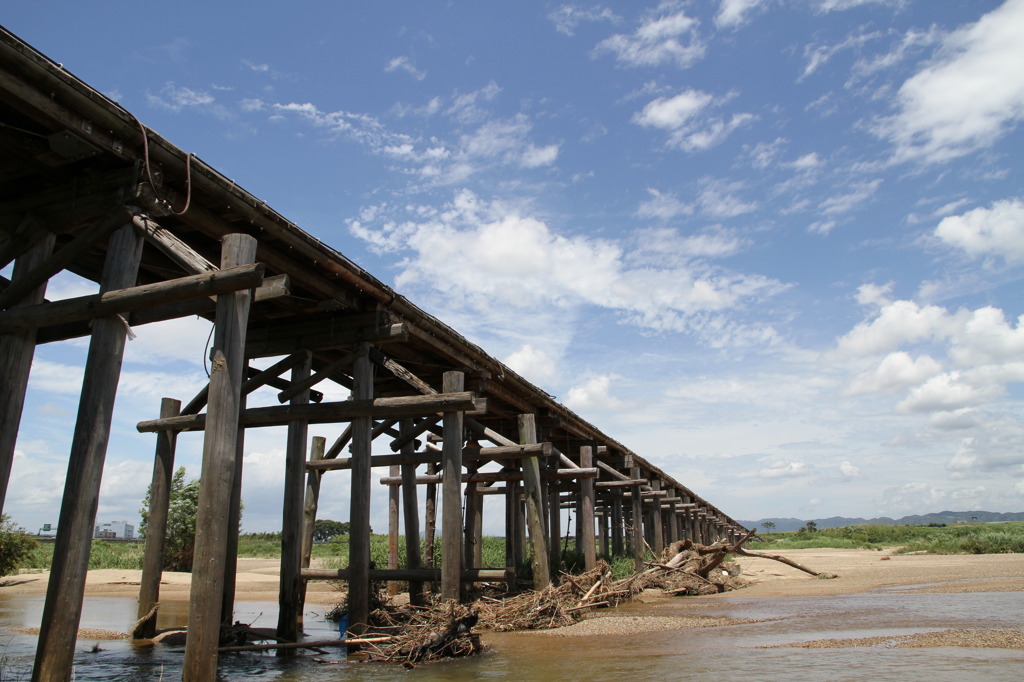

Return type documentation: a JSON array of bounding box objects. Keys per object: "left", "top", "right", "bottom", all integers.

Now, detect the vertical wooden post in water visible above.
[
  {"left": 278, "top": 352, "right": 311, "bottom": 649},
  {"left": 578, "top": 446, "right": 596, "bottom": 571},
  {"left": 33, "top": 222, "right": 143, "bottom": 682},
  {"left": 135, "top": 397, "right": 181, "bottom": 638},
  {"left": 183, "top": 234, "right": 256, "bottom": 681},
  {"left": 630, "top": 466, "right": 644, "bottom": 572},
  {"left": 441, "top": 371, "right": 464, "bottom": 601},
  {"left": 399, "top": 419, "right": 424, "bottom": 605},
  {"left": 301, "top": 436, "right": 326, "bottom": 569},
  {"left": 221, "top": 394, "right": 246, "bottom": 627},
  {"left": 649, "top": 480, "right": 664, "bottom": 556},
  {"left": 548, "top": 484, "right": 561, "bottom": 578},
  {"left": 0, "top": 227, "right": 54, "bottom": 515},
  {"left": 611, "top": 490, "right": 624, "bottom": 556},
  {"left": 504, "top": 474, "right": 518, "bottom": 591},
  {"left": 517, "top": 414, "right": 550, "bottom": 590},
  {"left": 348, "top": 344, "right": 374, "bottom": 631}
]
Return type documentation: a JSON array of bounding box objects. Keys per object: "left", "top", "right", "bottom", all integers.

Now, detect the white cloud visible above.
[
  {"left": 716, "top": 0, "right": 769, "bottom": 29},
  {"left": 934, "top": 199, "right": 1024, "bottom": 263},
  {"left": 845, "top": 351, "right": 943, "bottom": 395},
  {"left": 808, "top": 220, "right": 836, "bottom": 235},
  {"left": 879, "top": 0, "right": 1024, "bottom": 163},
  {"left": 800, "top": 31, "right": 880, "bottom": 81},
  {"left": 596, "top": 3, "right": 705, "bottom": 68},
  {"left": 817, "top": 0, "right": 906, "bottom": 11},
  {"left": 549, "top": 4, "right": 619, "bottom": 36},
  {"left": 636, "top": 188, "right": 693, "bottom": 220},
  {"left": 855, "top": 282, "right": 892, "bottom": 306},
  {"left": 504, "top": 344, "right": 557, "bottom": 384},
  {"left": 520, "top": 143, "right": 560, "bottom": 168},
  {"left": 819, "top": 178, "right": 882, "bottom": 215},
  {"left": 633, "top": 89, "right": 754, "bottom": 151},
  {"left": 384, "top": 56, "right": 426, "bottom": 81},
  {"left": 564, "top": 374, "right": 625, "bottom": 411},
  {"left": 759, "top": 461, "right": 809, "bottom": 478},
  {"left": 698, "top": 178, "right": 759, "bottom": 218},
  {"left": 895, "top": 370, "right": 1007, "bottom": 414},
  {"left": 836, "top": 299, "right": 960, "bottom": 356},
  {"left": 839, "top": 461, "right": 861, "bottom": 478},
  {"left": 948, "top": 306, "right": 1024, "bottom": 366}
]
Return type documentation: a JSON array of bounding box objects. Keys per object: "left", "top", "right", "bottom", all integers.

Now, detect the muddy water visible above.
[{"left": 1, "top": 585, "right": 1022, "bottom": 680}]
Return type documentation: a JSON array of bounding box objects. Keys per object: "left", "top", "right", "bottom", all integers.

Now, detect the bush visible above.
[
  {"left": 139, "top": 467, "right": 200, "bottom": 572},
  {"left": 0, "top": 514, "right": 38, "bottom": 576}
]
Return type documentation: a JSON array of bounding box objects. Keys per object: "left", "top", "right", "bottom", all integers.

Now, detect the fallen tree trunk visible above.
[{"left": 732, "top": 546, "right": 838, "bottom": 578}]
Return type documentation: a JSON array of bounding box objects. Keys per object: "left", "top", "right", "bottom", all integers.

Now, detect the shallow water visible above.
[{"left": 1, "top": 586, "right": 1022, "bottom": 681}]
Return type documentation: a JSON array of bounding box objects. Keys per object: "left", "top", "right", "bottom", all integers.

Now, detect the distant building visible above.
[{"left": 93, "top": 521, "right": 134, "bottom": 539}]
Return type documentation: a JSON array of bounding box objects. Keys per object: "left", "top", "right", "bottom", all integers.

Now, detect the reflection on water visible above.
[{"left": 1, "top": 587, "right": 1022, "bottom": 681}]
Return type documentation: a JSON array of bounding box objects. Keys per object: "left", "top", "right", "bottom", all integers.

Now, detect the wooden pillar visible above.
[
  {"left": 578, "top": 446, "right": 596, "bottom": 571},
  {"left": 440, "top": 371, "right": 464, "bottom": 602},
  {"left": 347, "top": 344, "right": 374, "bottom": 631},
  {"left": 472, "top": 488, "right": 483, "bottom": 568},
  {"left": 598, "top": 508, "right": 609, "bottom": 557},
  {"left": 423, "top": 461, "right": 437, "bottom": 576},
  {"left": 0, "top": 228, "right": 55, "bottom": 516},
  {"left": 548, "top": 484, "right": 561, "bottom": 577},
  {"left": 630, "top": 467, "right": 644, "bottom": 572},
  {"left": 666, "top": 488, "right": 679, "bottom": 545},
  {"left": 463, "top": 467, "right": 478, "bottom": 569},
  {"left": 517, "top": 414, "right": 550, "bottom": 590},
  {"left": 301, "top": 436, "right": 326, "bottom": 569},
  {"left": 504, "top": 474, "right": 517, "bottom": 590},
  {"left": 649, "top": 480, "right": 664, "bottom": 556},
  {"left": 135, "top": 397, "right": 181, "bottom": 639},
  {"left": 399, "top": 419, "right": 424, "bottom": 605},
  {"left": 611, "top": 490, "right": 624, "bottom": 555},
  {"left": 277, "top": 353, "right": 311, "bottom": 649},
  {"left": 221, "top": 394, "right": 246, "bottom": 627},
  {"left": 387, "top": 463, "right": 400, "bottom": 596},
  {"left": 33, "top": 222, "right": 143, "bottom": 682},
  {"left": 182, "top": 234, "right": 256, "bottom": 681}
]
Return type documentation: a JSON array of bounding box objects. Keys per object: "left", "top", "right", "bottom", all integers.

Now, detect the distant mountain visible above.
[{"left": 739, "top": 510, "right": 1024, "bottom": 533}]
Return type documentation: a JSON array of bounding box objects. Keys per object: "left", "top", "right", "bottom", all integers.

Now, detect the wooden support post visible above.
[
  {"left": 611, "top": 490, "right": 624, "bottom": 556},
  {"left": 463, "top": 469, "right": 479, "bottom": 570},
  {"left": 277, "top": 352, "right": 311, "bottom": 650},
  {"left": 0, "top": 228, "right": 55, "bottom": 516},
  {"left": 221, "top": 395, "right": 246, "bottom": 627},
  {"left": 347, "top": 344, "right": 374, "bottom": 632},
  {"left": 387, "top": 464, "right": 400, "bottom": 596},
  {"left": 399, "top": 420, "right": 424, "bottom": 605},
  {"left": 649, "top": 480, "right": 664, "bottom": 556},
  {"left": 424, "top": 461, "right": 437, "bottom": 575},
  {"left": 301, "top": 437, "right": 326, "bottom": 570},
  {"left": 440, "top": 371, "right": 465, "bottom": 602},
  {"left": 32, "top": 222, "right": 143, "bottom": 682},
  {"left": 183, "top": 234, "right": 256, "bottom": 681},
  {"left": 630, "top": 466, "right": 644, "bottom": 572},
  {"left": 517, "top": 414, "right": 550, "bottom": 590},
  {"left": 504, "top": 474, "right": 517, "bottom": 591},
  {"left": 548, "top": 484, "right": 561, "bottom": 578},
  {"left": 598, "top": 507, "right": 609, "bottom": 557},
  {"left": 135, "top": 398, "right": 180, "bottom": 639},
  {"left": 578, "top": 446, "right": 596, "bottom": 571}
]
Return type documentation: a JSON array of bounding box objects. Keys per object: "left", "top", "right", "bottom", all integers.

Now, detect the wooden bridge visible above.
[{"left": 0, "top": 26, "right": 746, "bottom": 681}]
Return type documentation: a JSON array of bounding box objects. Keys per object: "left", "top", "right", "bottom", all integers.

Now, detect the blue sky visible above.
[{"left": 3, "top": 0, "right": 1023, "bottom": 534}]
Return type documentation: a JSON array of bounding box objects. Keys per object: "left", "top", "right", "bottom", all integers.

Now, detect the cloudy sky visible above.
[{"left": 3, "top": 0, "right": 1023, "bottom": 534}]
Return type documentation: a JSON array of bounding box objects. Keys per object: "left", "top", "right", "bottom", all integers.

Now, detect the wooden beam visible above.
[
  {"left": 305, "top": 442, "right": 552, "bottom": 471},
  {"left": 301, "top": 568, "right": 511, "bottom": 582},
  {"left": 276, "top": 349, "right": 357, "bottom": 403},
  {"left": 300, "top": 436, "right": 325, "bottom": 577},
  {"left": 0, "top": 262, "right": 266, "bottom": 333},
  {"left": 136, "top": 392, "right": 481, "bottom": 432},
  {"left": 399, "top": 419, "right": 424, "bottom": 606},
  {"left": 183, "top": 234, "right": 256, "bottom": 680},
  {"left": 579, "top": 446, "right": 596, "bottom": 571},
  {"left": 33, "top": 221, "right": 143, "bottom": 680},
  {"left": 132, "top": 213, "right": 215, "bottom": 274},
  {"left": 378, "top": 468, "right": 598, "bottom": 485},
  {"left": 244, "top": 311, "right": 403, "bottom": 357}
]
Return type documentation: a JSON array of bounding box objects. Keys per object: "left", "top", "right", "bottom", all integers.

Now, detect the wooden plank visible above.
[
  {"left": 277, "top": 352, "right": 311, "bottom": 651},
  {"left": 132, "top": 213, "right": 215, "bottom": 274},
  {"left": 33, "top": 221, "right": 143, "bottom": 680},
  {"left": 346, "top": 344, "right": 374, "bottom": 633},
  {"left": 518, "top": 414, "right": 550, "bottom": 591},
  {"left": 134, "top": 398, "right": 180, "bottom": 639},
  {"left": 183, "top": 234, "right": 256, "bottom": 681},
  {"left": 440, "top": 371, "right": 464, "bottom": 602},
  {"left": 136, "top": 392, "right": 481, "bottom": 432},
  {"left": 0, "top": 228, "right": 54, "bottom": 514},
  {"left": 0, "top": 262, "right": 266, "bottom": 333}
]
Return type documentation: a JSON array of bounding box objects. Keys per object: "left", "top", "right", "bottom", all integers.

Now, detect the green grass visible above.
[
  {"left": 749, "top": 521, "right": 1024, "bottom": 554},
  {"left": 17, "top": 521, "right": 1023, "bottom": 574}
]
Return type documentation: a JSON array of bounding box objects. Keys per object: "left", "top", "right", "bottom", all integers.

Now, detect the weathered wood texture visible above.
[
  {"left": 134, "top": 398, "right": 180, "bottom": 639},
  {"left": 399, "top": 419, "right": 424, "bottom": 605},
  {"left": 0, "top": 228, "right": 54, "bottom": 515},
  {"left": 518, "top": 414, "right": 550, "bottom": 590},
  {"left": 441, "top": 371, "right": 465, "bottom": 601},
  {"left": 347, "top": 344, "right": 374, "bottom": 633},
  {"left": 579, "top": 446, "right": 597, "bottom": 571},
  {"left": 183, "top": 234, "right": 257, "bottom": 681},
  {"left": 33, "top": 222, "right": 143, "bottom": 682}
]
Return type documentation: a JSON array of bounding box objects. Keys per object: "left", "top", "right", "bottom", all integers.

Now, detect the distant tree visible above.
[
  {"left": 139, "top": 467, "right": 201, "bottom": 572},
  {"left": 312, "top": 519, "right": 349, "bottom": 543},
  {"left": 762, "top": 521, "right": 776, "bottom": 532},
  {"left": 0, "top": 514, "right": 38, "bottom": 577},
  {"left": 803, "top": 520, "right": 818, "bottom": 533}
]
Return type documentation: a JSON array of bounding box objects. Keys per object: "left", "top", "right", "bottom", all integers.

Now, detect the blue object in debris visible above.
[{"left": 339, "top": 613, "right": 349, "bottom": 640}]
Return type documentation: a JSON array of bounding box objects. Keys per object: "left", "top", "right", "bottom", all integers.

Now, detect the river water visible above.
[{"left": 1, "top": 584, "right": 1022, "bottom": 680}]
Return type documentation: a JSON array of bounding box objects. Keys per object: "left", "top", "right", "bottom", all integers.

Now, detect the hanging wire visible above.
[{"left": 134, "top": 115, "right": 193, "bottom": 216}]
